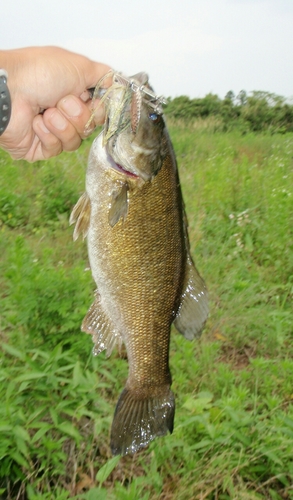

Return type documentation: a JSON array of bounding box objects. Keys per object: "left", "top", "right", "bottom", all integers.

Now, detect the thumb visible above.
[{"left": 79, "top": 59, "right": 112, "bottom": 95}]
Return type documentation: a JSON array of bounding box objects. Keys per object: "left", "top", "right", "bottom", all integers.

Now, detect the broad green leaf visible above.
[
  {"left": 73, "top": 361, "right": 85, "bottom": 387},
  {"left": 49, "top": 408, "right": 59, "bottom": 426},
  {"left": 15, "top": 437, "right": 29, "bottom": 457},
  {"left": 57, "top": 422, "right": 81, "bottom": 441},
  {"left": 15, "top": 372, "right": 47, "bottom": 382},
  {"left": 11, "top": 451, "right": 29, "bottom": 468},
  {"left": 5, "top": 380, "right": 16, "bottom": 400},
  {"left": 31, "top": 425, "right": 52, "bottom": 443},
  {"left": 79, "top": 488, "right": 108, "bottom": 500},
  {"left": 190, "top": 439, "right": 213, "bottom": 451},
  {"left": 0, "top": 424, "right": 12, "bottom": 433},
  {"left": 96, "top": 455, "right": 121, "bottom": 483},
  {"left": 1, "top": 343, "right": 26, "bottom": 360},
  {"left": 261, "top": 448, "right": 283, "bottom": 465},
  {"left": 283, "top": 417, "right": 293, "bottom": 430},
  {"left": 13, "top": 425, "right": 30, "bottom": 442},
  {"left": 183, "top": 392, "right": 213, "bottom": 413}
]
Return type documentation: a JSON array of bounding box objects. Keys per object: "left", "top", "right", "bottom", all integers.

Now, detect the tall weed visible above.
[
  {"left": 3, "top": 236, "right": 92, "bottom": 350},
  {"left": 0, "top": 130, "right": 292, "bottom": 499}
]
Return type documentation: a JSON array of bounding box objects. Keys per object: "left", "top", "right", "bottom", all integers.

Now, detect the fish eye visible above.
[{"left": 149, "top": 112, "right": 160, "bottom": 122}]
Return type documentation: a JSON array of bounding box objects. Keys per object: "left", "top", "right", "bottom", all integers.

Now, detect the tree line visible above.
[{"left": 164, "top": 90, "right": 293, "bottom": 133}]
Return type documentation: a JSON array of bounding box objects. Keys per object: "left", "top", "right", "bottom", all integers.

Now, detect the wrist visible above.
[{"left": 0, "top": 69, "right": 11, "bottom": 135}]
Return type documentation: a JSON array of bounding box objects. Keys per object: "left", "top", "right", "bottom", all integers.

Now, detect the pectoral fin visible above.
[
  {"left": 82, "top": 292, "right": 123, "bottom": 357},
  {"left": 69, "top": 192, "right": 91, "bottom": 241},
  {"left": 108, "top": 182, "right": 129, "bottom": 227},
  {"left": 174, "top": 255, "right": 209, "bottom": 340}
]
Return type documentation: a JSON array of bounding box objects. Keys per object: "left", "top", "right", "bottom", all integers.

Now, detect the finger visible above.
[
  {"left": 43, "top": 108, "right": 82, "bottom": 152},
  {"left": 57, "top": 95, "right": 95, "bottom": 138},
  {"left": 57, "top": 94, "right": 106, "bottom": 136},
  {"left": 91, "top": 98, "right": 107, "bottom": 126},
  {"left": 78, "top": 90, "right": 107, "bottom": 125},
  {"left": 33, "top": 114, "right": 63, "bottom": 159},
  {"left": 80, "top": 61, "right": 113, "bottom": 97}
]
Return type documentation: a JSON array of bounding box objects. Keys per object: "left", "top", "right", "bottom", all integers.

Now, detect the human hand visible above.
[{"left": 0, "top": 46, "right": 112, "bottom": 161}]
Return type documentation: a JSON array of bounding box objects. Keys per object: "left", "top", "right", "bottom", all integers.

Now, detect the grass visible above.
[{"left": 0, "top": 124, "right": 292, "bottom": 499}]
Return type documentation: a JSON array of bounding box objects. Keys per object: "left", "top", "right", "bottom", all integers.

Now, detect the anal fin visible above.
[
  {"left": 82, "top": 292, "right": 123, "bottom": 357},
  {"left": 174, "top": 255, "right": 209, "bottom": 340},
  {"left": 69, "top": 192, "right": 91, "bottom": 241}
]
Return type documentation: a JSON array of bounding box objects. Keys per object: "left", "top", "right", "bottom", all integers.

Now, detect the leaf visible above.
[
  {"left": 183, "top": 392, "right": 213, "bottom": 413},
  {"left": 190, "top": 439, "right": 213, "bottom": 451},
  {"left": 5, "top": 381, "right": 16, "bottom": 401},
  {"left": 96, "top": 455, "right": 121, "bottom": 483},
  {"left": 79, "top": 488, "right": 108, "bottom": 500},
  {"left": 13, "top": 425, "right": 30, "bottom": 442},
  {"left": 176, "top": 415, "right": 202, "bottom": 429},
  {"left": 73, "top": 361, "right": 85, "bottom": 387},
  {"left": 57, "top": 422, "right": 81, "bottom": 442},
  {"left": 261, "top": 448, "right": 283, "bottom": 466},
  {"left": 10, "top": 451, "right": 29, "bottom": 469},
  {"left": 14, "top": 372, "right": 47, "bottom": 382},
  {"left": 1, "top": 343, "right": 26, "bottom": 360},
  {"left": 49, "top": 408, "right": 59, "bottom": 427},
  {"left": 233, "top": 430, "right": 251, "bottom": 447},
  {"left": 245, "top": 232, "right": 254, "bottom": 252},
  {"left": 31, "top": 424, "right": 53, "bottom": 443},
  {"left": 0, "top": 423, "right": 12, "bottom": 433},
  {"left": 283, "top": 417, "right": 293, "bottom": 430},
  {"left": 15, "top": 438, "right": 29, "bottom": 457}
]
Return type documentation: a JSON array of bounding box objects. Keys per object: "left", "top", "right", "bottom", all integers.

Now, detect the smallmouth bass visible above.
[{"left": 70, "top": 72, "right": 208, "bottom": 455}]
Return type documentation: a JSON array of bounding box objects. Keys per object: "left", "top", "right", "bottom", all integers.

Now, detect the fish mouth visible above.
[
  {"left": 106, "top": 134, "right": 155, "bottom": 182},
  {"left": 113, "top": 161, "right": 153, "bottom": 181},
  {"left": 112, "top": 161, "right": 139, "bottom": 179},
  {"left": 105, "top": 147, "right": 139, "bottom": 178},
  {"left": 107, "top": 149, "right": 154, "bottom": 181},
  {"left": 111, "top": 159, "right": 154, "bottom": 182}
]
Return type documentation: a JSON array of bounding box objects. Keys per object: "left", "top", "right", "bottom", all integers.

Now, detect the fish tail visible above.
[{"left": 110, "top": 386, "right": 175, "bottom": 456}]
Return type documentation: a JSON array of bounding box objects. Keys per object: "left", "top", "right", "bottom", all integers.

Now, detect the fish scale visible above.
[
  {"left": 88, "top": 137, "right": 184, "bottom": 391},
  {"left": 70, "top": 72, "right": 208, "bottom": 455}
]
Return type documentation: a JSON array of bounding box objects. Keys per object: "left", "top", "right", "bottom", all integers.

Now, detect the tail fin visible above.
[{"left": 110, "top": 387, "right": 175, "bottom": 456}]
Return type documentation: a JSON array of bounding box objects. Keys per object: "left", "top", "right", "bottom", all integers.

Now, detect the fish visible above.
[{"left": 70, "top": 72, "right": 209, "bottom": 456}]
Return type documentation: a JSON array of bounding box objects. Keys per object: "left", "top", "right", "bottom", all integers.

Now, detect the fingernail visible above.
[
  {"left": 60, "top": 96, "right": 82, "bottom": 117},
  {"left": 38, "top": 119, "right": 50, "bottom": 134},
  {"left": 50, "top": 111, "right": 67, "bottom": 131}
]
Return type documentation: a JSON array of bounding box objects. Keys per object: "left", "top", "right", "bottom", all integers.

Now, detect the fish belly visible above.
[{"left": 87, "top": 151, "right": 185, "bottom": 455}]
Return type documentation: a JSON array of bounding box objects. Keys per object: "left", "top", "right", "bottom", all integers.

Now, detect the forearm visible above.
[{"left": 0, "top": 49, "right": 17, "bottom": 73}]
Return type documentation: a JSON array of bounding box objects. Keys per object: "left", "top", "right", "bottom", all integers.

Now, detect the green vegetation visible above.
[
  {"left": 165, "top": 91, "right": 293, "bottom": 133},
  {"left": 0, "top": 124, "right": 292, "bottom": 499}
]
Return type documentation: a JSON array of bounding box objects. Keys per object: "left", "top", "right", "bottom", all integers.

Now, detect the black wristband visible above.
[{"left": 0, "top": 71, "right": 11, "bottom": 136}]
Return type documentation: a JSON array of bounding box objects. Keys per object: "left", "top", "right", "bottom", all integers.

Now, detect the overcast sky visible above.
[{"left": 2, "top": 0, "right": 293, "bottom": 99}]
